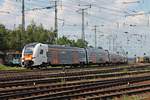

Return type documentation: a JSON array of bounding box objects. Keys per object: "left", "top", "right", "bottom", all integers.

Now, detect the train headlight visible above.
[{"left": 24, "top": 54, "right": 33, "bottom": 60}]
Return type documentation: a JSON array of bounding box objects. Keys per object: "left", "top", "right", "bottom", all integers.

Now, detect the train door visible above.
[
  {"left": 91, "top": 52, "right": 96, "bottom": 64},
  {"left": 59, "top": 50, "right": 68, "bottom": 65},
  {"left": 37, "top": 46, "right": 48, "bottom": 66},
  {"left": 72, "top": 51, "right": 79, "bottom": 64},
  {"left": 51, "top": 50, "right": 59, "bottom": 65},
  {"left": 59, "top": 49, "right": 72, "bottom": 65}
]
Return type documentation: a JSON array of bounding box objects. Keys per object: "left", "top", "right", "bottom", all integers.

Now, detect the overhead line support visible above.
[{"left": 77, "top": 5, "right": 91, "bottom": 42}]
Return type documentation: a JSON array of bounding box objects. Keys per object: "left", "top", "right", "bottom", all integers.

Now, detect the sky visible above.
[{"left": 0, "top": 0, "right": 150, "bottom": 57}]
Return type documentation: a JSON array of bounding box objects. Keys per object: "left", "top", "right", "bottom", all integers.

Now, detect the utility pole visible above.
[
  {"left": 112, "top": 36, "right": 115, "bottom": 52},
  {"left": 22, "top": 0, "right": 25, "bottom": 32},
  {"left": 77, "top": 5, "right": 91, "bottom": 41},
  {"left": 92, "top": 25, "right": 99, "bottom": 48},
  {"left": 21, "top": 0, "right": 25, "bottom": 49},
  {"left": 81, "top": 9, "right": 85, "bottom": 41},
  {"left": 147, "top": 15, "right": 149, "bottom": 27},
  {"left": 49, "top": 0, "right": 58, "bottom": 44},
  {"left": 27, "top": 0, "right": 58, "bottom": 44},
  {"left": 107, "top": 35, "right": 112, "bottom": 51},
  {"left": 54, "top": 1, "right": 58, "bottom": 41},
  {"left": 108, "top": 37, "right": 111, "bottom": 51}
]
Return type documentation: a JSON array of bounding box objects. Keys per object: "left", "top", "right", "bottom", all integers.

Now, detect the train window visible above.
[
  {"left": 40, "top": 49, "right": 44, "bottom": 54},
  {"left": 24, "top": 45, "right": 35, "bottom": 54},
  {"left": 24, "top": 49, "right": 33, "bottom": 54}
]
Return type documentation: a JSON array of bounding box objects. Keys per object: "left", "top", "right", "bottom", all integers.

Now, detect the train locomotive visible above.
[{"left": 21, "top": 43, "right": 127, "bottom": 68}]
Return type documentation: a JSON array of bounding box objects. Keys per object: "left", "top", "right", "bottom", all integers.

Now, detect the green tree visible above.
[
  {"left": 75, "top": 39, "right": 88, "bottom": 48},
  {"left": 6, "top": 24, "right": 25, "bottom": 50},
  {"left": 56, "top": 36, "right": 73, "bottom": 45},
  {"left": 0, "top": 22, "right": 89, "bottom": 50},
  {"left": 6, "top": 30, "right": 20, "bottom": 49},
  {"left": 56, "top": 36, "right": 88, "bottom": 48},
  {"left": 26, "top": 22, "right": 56, "bottom": 44},
  {"left": 0, "top": 22, "right": 56, "bottom": 50},
  {"left": 0, "top": 24, "right": 8, "bottom": 50}
]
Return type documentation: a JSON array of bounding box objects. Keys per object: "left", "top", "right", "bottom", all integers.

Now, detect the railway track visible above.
[
  {"left": 0, "top": 74, "right": 150, "bottom": 100},
  {"left": 0, "top": 63, "right": 150, "bottom": 99},
  {"left": 0, "top": 70, "right": 150, "bottom": 88},
  {"left": 86, "top": 84, "right": 150, "bottom": 100},
  {"left": 0, "top": 63, "right": 148, "bottom": 74},
  {"left": 0, "top": 64, "right": 150, "bottom": 82}
]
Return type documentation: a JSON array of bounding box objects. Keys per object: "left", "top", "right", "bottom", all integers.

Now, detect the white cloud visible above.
[{"left": 0, "top": 0, "right": 21, "bottom": 28}]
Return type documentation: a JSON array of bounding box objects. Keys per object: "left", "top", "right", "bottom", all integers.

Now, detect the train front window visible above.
[
  {"left": 24, "top": 46, "right": 34, "bottom": 54},
  {"left": 24, "top": 48, "right": 33, "bottom": 54},
  {"left": 24, "top": 44, "right": 37, "bottom": 54}
]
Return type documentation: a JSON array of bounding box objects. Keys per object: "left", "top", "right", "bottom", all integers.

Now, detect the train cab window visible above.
[
  {"left": 40, "top": 49, "right": 44, "bottom": 54},
  {"left": 24, "top": 44, "right": 36, "bottom": 54}
]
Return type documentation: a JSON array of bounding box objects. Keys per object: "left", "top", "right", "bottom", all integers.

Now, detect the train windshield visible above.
[{"left": 24, "top": 45, "right": 35, "bottom": 54}]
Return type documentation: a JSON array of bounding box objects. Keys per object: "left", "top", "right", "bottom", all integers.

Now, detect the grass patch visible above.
[
  {"left": 113, "top": 95, "right": 143, "bottom": 100},
  {"left": 0, "top": 64, "right": 26, "bottom": 71},
  {"left": 47, "top": 66, "right": 63, "bottom": 68}
]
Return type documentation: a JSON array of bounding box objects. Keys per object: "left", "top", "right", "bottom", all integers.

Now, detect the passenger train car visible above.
[
  {"left": 21, "top": 43, "right": 127, "bottom": 68},
  {"left": 86, "top": 48, "right": 109, "bottom": 65}
]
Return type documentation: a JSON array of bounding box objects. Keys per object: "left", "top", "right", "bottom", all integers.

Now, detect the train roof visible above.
[
  {"left": 48, "top": 44, "right": 84, "bottom": 50},
  {"left": 24, "top": 43, "right": 38, "bottom": 46},
  {"left": 24, "top": 43, "right": 108, "bottom": 51},
  {"left": 48, "top": 45, "right": 107, "bottom": 50}
]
